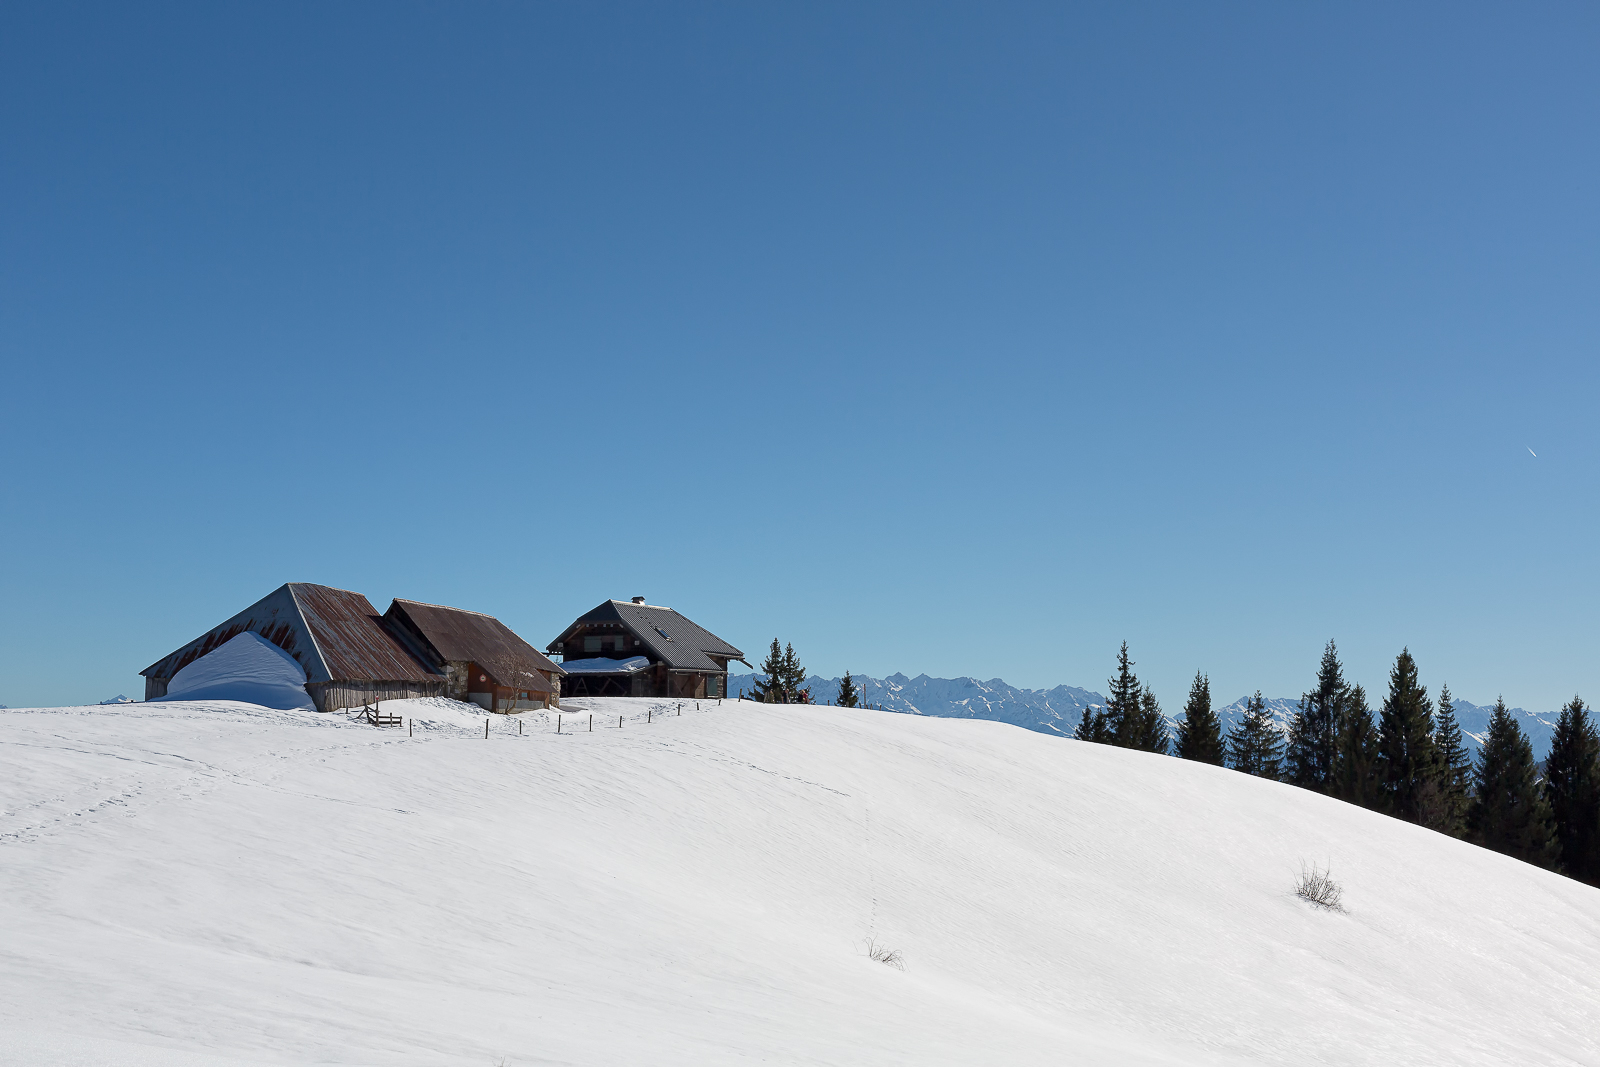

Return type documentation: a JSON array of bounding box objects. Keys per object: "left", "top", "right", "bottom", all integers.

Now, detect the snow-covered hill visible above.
[
  {"left": 738, "top": 673, "right": 1558, "bottom": 761},
  {"left": 2, "top": 697, "right": 1597, "bottom": 1066}
]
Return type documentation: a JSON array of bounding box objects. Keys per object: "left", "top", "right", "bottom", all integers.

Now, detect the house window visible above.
[{"left": 584, "top": 636, "right": 601, "bottom": 652}]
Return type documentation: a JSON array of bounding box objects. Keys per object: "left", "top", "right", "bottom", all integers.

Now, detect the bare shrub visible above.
[
  {"left": 864, "top": 937, "right": 905, "bottom": 970},
  {"left": 1295, "top": 861, "right": 1345, "bottom": 912}
]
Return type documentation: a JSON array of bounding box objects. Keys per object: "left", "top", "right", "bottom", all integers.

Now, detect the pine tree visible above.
[
  {"left": 1228, "top": 691, "right": 1282, "bottom": 780},
  {"left": 1430, "top": 683, "right": 1472, "bottom": 837},
  {"left": 1175, "top": 671, "right": 1224, "bottom": 765},
  {"left": 836, "top": 671, "right": 859, "bottom": 709},
  {"left": 1544, "top": 695, "right": 1600, "bottom": 886},
  {"left": 751, "top": 638, "right": 787, "bottom": 703},
  {"left": 1375, "top": 648, "right": 1441, "bottom": 823},
  {"left": 781, "top": 643, "right": 810, "bottom": 704},
  {"left": 1104, "top": 642, "right": 1141, "bottom": 747},
  {"left": 1074, "top": 704, "right": 1109, "bottom": 743},
  {"left": 1285, "top": 640, "right": 1347, "bottom": 793},
  {"left": 1468, "top": 697, "right": 1558, "bottom": 868},
  {"left": 1335, "top": 684, "right": 1380, "bottom": 808},
  {"left": 1129, "top": 685, "right": 1170, "bottom": 754}
]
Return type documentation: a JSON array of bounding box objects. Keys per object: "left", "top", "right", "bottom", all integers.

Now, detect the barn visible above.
[
  {"left": 547, "top": 598, "right": 747, "bottom": 699},
  {"left": 141, "top": 583, "right": 444, "bottom": 713},
  {"left": 383, "top": 599, "right": 565, "bottom": 712}
]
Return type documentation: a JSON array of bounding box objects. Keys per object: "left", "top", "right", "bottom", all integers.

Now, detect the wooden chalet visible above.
[
  {"left": 141, "top": 583, "right": 444, "bottom": 713},
  {"left": 384, "top": 599, "right": 565, "bottom": 712},
  {"left": 547, "top": 597, "right": 747, "bottom": 699}
]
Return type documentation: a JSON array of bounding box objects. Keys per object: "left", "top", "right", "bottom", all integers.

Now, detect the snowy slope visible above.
[{"left": 2, "top": 697, "right": 1598, "bottom": 1066}]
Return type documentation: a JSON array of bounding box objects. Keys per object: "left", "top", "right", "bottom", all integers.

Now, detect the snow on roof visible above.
[{"left": 559, "top": 656, "right": 651, "bottom": 674}]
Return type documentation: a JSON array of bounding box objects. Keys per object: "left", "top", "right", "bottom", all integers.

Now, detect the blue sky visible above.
[{"left": 2, "top": 2, "right": 1597, "bottom": 712}]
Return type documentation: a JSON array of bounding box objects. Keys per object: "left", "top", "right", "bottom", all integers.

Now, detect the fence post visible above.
[
  {"left": 589, "top": 714, "right": 593, "bottom": 732},
  {"left": 485, "top": 718, "right": 489, "bottom": 739},
  {"left": 648, "top": 708, "right": 652, "bottom": 723},
  {"left": 408, "top": 719, "right": 412, "bottom": 737},
  {"left": 558, "top": 714, "right": 562, "bottom": 734}
]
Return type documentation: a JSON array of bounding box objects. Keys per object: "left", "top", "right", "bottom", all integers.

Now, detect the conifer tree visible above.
[
  {"left": 1104, "top": 642, "right": 1141, "bottom": 747},
  {"left": 836, "top": 671, "right": 859, "bottom": 709},
  {"left": 1285, "top": 640, "right": 1347, "bottom": 793},
  {"left": 781, "top": 643, "right": 810, "bottom": 704},
  {"left": 1544, "top": 695, "right": 1600, "bottom": 886},
  {"left": 1175, "top": 671, "right": 1224, "bottom": 765},
  {"left": 1130, "top": 685, "right": 1170, "bottom": 755},
  {"left": 1335, "top": 684, "right": 1380, "bottom": 808},
  {"left": 1375, "top": 648, "right": 1441, "bottom": 823},
  {"left": 1074, "top": 704, "right": 1109, "bottom": 743},
  {"left": 1228, "top": 692, "right": 1282, "bottom": 780},
  {"left": 1430, "top": 683, "right": 1473, "bottom": 837},
  {"left": 1468, "top": 697, "right": 1558, "bottom": 868},
  {"left": 752, "top": 638, "right": 787, "bottom": 703}
]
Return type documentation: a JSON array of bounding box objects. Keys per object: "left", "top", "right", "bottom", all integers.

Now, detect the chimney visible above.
[{"left": 631, "top": 596, "right": 646, "bottom": 604}]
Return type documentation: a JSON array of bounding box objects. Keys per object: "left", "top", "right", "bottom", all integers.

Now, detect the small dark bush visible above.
[
  {"left": 864, "top": 937, "right": 905, "bottom": 970},
  {"left": 1295, "top": 862, "right": 1345, "bottom": 911}
]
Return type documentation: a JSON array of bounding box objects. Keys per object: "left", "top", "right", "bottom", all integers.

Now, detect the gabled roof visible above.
[
  {"left": 386, "top": 599, "right": 564, "bottom": 695},
  {"left": 548, "top": 600, "right": 743, "bottom": 673},
  {"left": 143, "top": 583, "right": 438, "bottom": 685}
]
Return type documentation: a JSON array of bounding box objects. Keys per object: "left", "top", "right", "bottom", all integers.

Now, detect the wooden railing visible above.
[{"left": 361, "top": 703, "right": 403, "bottom": 727}]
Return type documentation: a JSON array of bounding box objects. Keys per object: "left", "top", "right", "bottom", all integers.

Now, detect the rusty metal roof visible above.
[
  {"left": 289, "top": 584, "right": 439, "bottom": 683},
  {"left": 386, "top": 599, "right": 564, "bottom": 695},
  {"left": 143, "top": 583, "right": 439, "bottom": 686}
]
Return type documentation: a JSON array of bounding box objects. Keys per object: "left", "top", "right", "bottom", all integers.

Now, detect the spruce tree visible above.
[
  {"left": 1104, "top": 642, "right": 1141, "bottom": 747},
  {"left": 1468, "top": 697, "right": 1557, "bottom": 868},
  {"left": 1175, "top": 671, "right": 1224, "bottom": 765},
  {"left": 1544, "top": 695, "right": 1600, "bottom": 885},
  {"left": 1074, "top": 704, "right": 1109, "bottom": 743},
  {"left": 781, "top": 643, "right": 810, "bottom": 704},
  {"left": 1375, "top": 648, "right": 1441, "bottom": 823},
  {"left": 836, "top": 671, "right": 859, "bottom": 709},
  {"left": 1228, "top": 692, "right": 1282, "bottom": 780},
  {"left": 1285, "top": 640, "right": 1347, "bottom": 793},
  {"left": 1335, "top": 684, "right": 1380, "bottom": 808},
  {"left": 1130, "top": 686, "right": 1170, "bottom": 755},
  {"left": 1430, "top": 683, "right": 1473, "bottom": 837},
  {"left": 752, "top": 638, "right": 787, "bottom": 703}
]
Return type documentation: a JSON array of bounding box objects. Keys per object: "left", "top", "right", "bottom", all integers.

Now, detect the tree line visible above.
[
  {"left": 1075, "top": 640, "right": 1600, "bottom": 887},
  {"left": 746, "top": 639, "right": 869, "bottom": 708}
]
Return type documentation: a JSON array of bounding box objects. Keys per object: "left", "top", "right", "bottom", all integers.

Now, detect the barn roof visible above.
[
  {"left": 385, "top": 599, "right": 564, "bottom": 695},
  {"left": 548, "top": 600, "right": 744, "bottom": 673},
  {"left": 142, "top": 583, "right": 439, "bottom": 685}
]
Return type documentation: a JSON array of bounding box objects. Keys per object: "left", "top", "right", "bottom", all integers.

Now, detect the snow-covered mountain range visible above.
[
  {"left": 729, "top": 671, "right": 1103, "bottom": 737},
  {"left": 731, "top": 673, "right": 1561, "bottom": 761}
]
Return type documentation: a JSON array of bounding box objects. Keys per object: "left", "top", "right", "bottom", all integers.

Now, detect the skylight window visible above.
[{"left": 655, "top": 626, "right": 672, "bottom": 641}]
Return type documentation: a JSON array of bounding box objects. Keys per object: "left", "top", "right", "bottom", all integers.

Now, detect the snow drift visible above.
[
  {"left": 161, "top": 630, "right": 315, "bottom": 711},
  {"left": 0, "top": 696, "right": 1596, "bottom": 1065}
]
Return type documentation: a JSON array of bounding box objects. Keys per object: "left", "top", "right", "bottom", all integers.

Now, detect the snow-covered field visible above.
[{"left": 2, "top": 696, "right": 1597, "bottom": 1066}]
